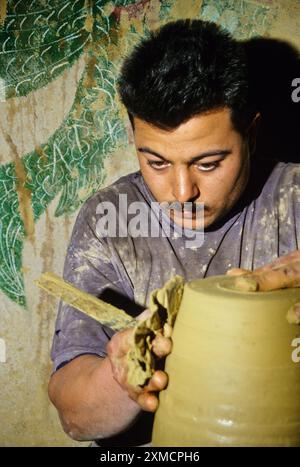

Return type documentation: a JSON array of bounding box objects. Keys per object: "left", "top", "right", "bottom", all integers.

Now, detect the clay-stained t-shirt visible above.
[{"left": 50, "top": 160, "right": 299, "bottom": 446}]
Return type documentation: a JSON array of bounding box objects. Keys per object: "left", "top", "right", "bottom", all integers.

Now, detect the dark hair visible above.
[{"left": 118, "top": 19, "right": 256, "bottom": 134}]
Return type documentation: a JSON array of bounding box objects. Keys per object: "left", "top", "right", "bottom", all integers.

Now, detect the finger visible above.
[
  {"left": 151, "top": 332, "right": 172, "bottom": 357},
  {"left": 227, "top": 268, "right": 251, "bottom": 276},
  {"left": 126, "top": 373, "right": 165, "bottom": 401},
  {"left": 126, "top": 385, "right": 142, "bottom": 402},
  {"left": 286, "top": 302, "right": 300, "bottom": 325},
  {"left": 137, "top": 392, "right": 159, "bottom": 412},
  {"left": 235, "top": 263, "right": 300, "bottom": 292},
  {"left": 144, "top": 370, "right": 168, "bottom": 392},
  {"left": 254, "top": 251, "right": 300, "bottom": 273}
]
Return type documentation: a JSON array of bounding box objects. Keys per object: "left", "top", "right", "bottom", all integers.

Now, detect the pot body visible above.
[{"left": 152, "top": 275, "right": 300, "bottom": 446}]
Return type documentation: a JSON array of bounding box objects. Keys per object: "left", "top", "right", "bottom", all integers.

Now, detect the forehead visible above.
[{"left": 133, "top": 108, "right": 236, "bottom": 147}]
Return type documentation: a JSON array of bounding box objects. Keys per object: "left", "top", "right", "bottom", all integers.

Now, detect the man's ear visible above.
[{"left": 247, "top": 112, "right": 261, "bottom": 155}]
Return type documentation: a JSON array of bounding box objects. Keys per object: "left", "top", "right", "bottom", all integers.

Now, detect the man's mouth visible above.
[
  {"left": 171, "top": 204, "right": 207, "bottom": 219},
  {"left": 166, "top": 205, "right": 208, "bottom": 231},
  {"left": 173, "top": 210, "right": 196, "bottom": 219}
]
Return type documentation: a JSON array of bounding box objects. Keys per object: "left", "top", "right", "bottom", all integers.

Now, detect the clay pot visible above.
[{"left": 152, "top": 275, "right": 300, "bottom": 446}]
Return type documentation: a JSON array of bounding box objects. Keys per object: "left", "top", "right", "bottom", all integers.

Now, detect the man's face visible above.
[{"left": 133, "top": 108, "right": 251, "bottom": 230}]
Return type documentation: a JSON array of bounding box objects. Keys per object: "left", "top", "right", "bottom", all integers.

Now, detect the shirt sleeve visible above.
[{"left": 50, "top": 193, "right": 133, "bottom": 372}]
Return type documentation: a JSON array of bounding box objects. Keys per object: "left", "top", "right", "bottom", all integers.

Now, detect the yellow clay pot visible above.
[{"left": 152, "top": 275, "right": 300, "bottom": 446}]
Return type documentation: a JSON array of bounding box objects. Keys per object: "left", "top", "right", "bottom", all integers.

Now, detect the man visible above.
[{"left": 48, "top": 19, "right": 300, "bottom": 446}]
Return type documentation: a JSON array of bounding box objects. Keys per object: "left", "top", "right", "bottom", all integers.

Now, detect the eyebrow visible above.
[{"left": 138, "top": 147, "right": 232, "bottom": 163}]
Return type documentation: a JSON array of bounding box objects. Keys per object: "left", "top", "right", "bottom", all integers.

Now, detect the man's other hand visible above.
[{"left": 227, "top": 250, "right": 300, "bottom": 323}]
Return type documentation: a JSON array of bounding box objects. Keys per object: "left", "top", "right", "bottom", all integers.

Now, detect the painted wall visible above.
[{"left": 0, "top": 0, "right": 299, "bottom": 446}]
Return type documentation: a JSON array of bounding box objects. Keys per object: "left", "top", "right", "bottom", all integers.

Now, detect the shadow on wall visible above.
[{"left": 244, "top": 37, "right": 300, "bottom": 163}]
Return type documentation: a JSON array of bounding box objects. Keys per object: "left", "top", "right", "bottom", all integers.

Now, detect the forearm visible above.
[{"left": 48, "top": 354, "right": 142, "bottom": 441}]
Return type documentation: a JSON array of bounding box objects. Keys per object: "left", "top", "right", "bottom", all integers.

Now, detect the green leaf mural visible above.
[
  {"left": 200, "top": 0, "right": 277, "bottom": 38},
  {"left": 0, "top": 0, "right": 142, "bottom": 97},
  {"left": 1, "top": 0, "right": 89, "bottom": 98}
]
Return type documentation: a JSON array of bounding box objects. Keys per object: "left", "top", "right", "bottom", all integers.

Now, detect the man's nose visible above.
[{"left": 172, "top": 167, "right": 199, "bottom": 203}]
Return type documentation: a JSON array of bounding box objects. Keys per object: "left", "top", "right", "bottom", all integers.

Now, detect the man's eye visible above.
[
  {"left": 196, "top": 161, "right": 220, "bottom": 172},
  {"left": 147, "top": 160, "right": 169, "bottom": 170}
]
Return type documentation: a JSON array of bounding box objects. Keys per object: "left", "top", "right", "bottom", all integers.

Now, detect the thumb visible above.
[{"left": 227, "top": 268, "right": 251, "bottom": 276}]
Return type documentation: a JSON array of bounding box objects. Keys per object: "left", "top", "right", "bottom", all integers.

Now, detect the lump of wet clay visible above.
[{"left": 126, "top": 275, "right": 185, "bottom": 388}]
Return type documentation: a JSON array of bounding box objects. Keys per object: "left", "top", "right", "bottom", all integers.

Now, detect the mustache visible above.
[{"left": 160, "top": 202, "right": 209, "bottom": 212}]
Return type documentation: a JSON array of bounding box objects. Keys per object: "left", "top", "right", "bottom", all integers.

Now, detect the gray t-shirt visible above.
[{"left": 51, "top": 160, "right": 299, "bottom": 445}]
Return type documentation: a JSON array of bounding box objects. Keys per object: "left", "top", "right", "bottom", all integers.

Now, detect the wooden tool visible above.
[{"left": 35, "top": 272, "right": 136, "bottom": 331}]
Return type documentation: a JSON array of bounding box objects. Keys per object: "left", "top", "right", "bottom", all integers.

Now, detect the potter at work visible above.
[
  {"left": 48, "top": 19, "right": 300, "bottom": 446},
  {"left": 39, "top": 271, "right": 300, "bottom": 446}
]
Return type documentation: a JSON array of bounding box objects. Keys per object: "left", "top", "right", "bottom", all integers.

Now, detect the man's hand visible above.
[
  {"left": 107, "top": 309, "right": 172, "bottom": 413},
  {"left": 227, "top": 250, "right": 300, "bottom": 323}
]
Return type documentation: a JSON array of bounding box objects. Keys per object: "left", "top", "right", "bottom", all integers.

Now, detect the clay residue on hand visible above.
[{"left": 126, "top": 275, "right": 185, "bottom": 387}]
